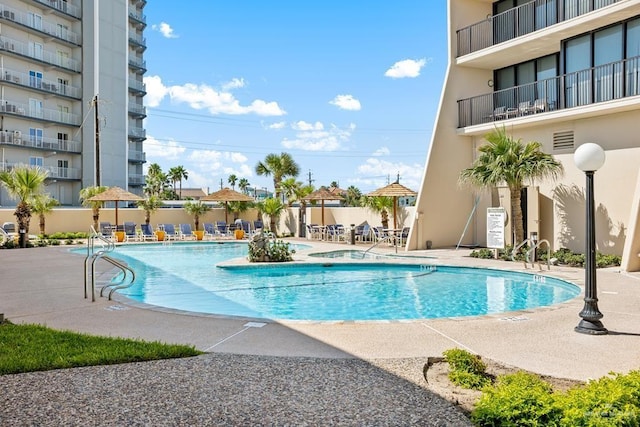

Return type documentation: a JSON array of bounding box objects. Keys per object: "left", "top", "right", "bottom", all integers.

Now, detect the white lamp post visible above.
[{"left": 574, "top": 143, "right": 607, "bottom": 335}]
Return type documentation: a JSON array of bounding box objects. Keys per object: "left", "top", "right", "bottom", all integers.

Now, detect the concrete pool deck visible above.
[{"left": 2, "top": 239, "right": 639, "bottom": 382}]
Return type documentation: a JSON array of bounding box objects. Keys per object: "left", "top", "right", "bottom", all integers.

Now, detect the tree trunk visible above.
[
  {"left": 93, "top": 208, "right": 100, "bottom": 232},
  {"left": 510, "top": 186, "right": 524, "bottom": 245},
  {"left": 381, "top": 209, "right": 389, "bottom": 229},
  {"left": 39, "top": 214, "right": 45, "bottom": 236},
  {"left": 15, "top": 202, "right": 31, "bottom": 248}
]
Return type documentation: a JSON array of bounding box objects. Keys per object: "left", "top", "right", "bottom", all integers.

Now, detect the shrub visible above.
[
  {"left": 470, "top": 248, "right": 495, "bottom": 259},
  {"left": 472, "top": 371, "right": 560, "bottom": 426},
  {"left": 443, "top": 348, "right": 491, "bottom": 390},
  {"left": 596, "top": 253, "right": 622, "bottom": 268},
  {"left": 247, "top": 235, "right": 295, "bottom": 262}
]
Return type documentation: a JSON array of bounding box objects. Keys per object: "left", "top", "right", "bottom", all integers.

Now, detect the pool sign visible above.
[{"left": 487, "top": 207, "right": 506, "bottom": 249}]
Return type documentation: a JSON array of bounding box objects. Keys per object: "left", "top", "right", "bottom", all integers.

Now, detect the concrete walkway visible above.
[{"left": 1, "top": 241, "right": 639, "bottom": 424}]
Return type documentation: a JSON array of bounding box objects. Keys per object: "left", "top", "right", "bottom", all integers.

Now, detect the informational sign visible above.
[{"left": 487, "top": 207, "right": 506, "bottom": 249}]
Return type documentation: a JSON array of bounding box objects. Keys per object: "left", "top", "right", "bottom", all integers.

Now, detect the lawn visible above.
[{"left": 0, "top": 321, "right": 202, "bottom": 375}]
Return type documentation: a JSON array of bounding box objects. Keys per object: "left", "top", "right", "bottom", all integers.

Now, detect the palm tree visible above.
[
  {"left": 168, "top": 165, "right": 188, "bottom": 199},
  {"left": 30, "top": 193, "right": 59, "bottom": 236},
  {"left": 238, "top": 178, "right": 250, "bottom": 194},
  {"left": 137, "top": 195, "right": 163, "bottom": 225},
  {"left": 255, "top": 152, "right": 300, "bottom": 199},
  {"left": 0, "top": 165, "right": 48, "bottom": 247},
  {"left": 227, "top": 201, "right": 250, "bottom": 221},
  {"left": 344, "top": 185, "right": 363, "bottom": 207},
  {"left": 260, "top": 197, "right": 286, "bottom": 235},
  {"left": 183, "top": 200, "right": 210, "bottom": 231},
  {"left": 79, "top": 185, "right": 108, "bottom": 232},
  {"left": 361, "top": 196, "right": 393, "bottom": 229},
  {"left": 279, "top": 177, "right": 299, "bottom": 206},
  {"left": 228, "top": 174, "right": 238, "bottom": 190},
  {"left": 144, "top": 163, "right": 168, "bottom": 198},
  {"left": 459, "top": 127, "right": 563, "bottom": 244}
]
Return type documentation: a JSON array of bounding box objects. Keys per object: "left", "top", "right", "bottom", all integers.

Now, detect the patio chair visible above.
[
  {"left": 372, "top": 226, "right": 388, "bottom": 243},
  {"left": 518, "top": 101, "right": 531, "bottom": 116},
  {"left": 140, "top": 223, "right": 158, "bottom": 241},
  {"left": 99, "top": 221, "right": 113, "bottom": 238},
  {"left": 253, "top": 220, "right": 264, "bottom": 232},
  {"left": 395, "top": 227, "right": 410, "bottom": 246},
  {"left": 203, "top": 222, "right": 216, "bottom": 239},
  {"left": 216, "top": 221, "right": 229, "bottom": 237},
  {"left": 161, "top": 224, "right": 178, "bottom": 240},
  {"left": 179, "top": 223, "right": 196, "bottom": 240},
  {"left": 241, "top": 220, "right": 252, "bottom": 237},
  {"left": 529, "top": 98, "right": 547, "bottom": 114},
  {"left": 123, "top": 221, "right": 138, "bottom": 241}
]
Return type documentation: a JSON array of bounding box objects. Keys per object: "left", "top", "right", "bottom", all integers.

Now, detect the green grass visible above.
[{"left": 0, "top": 321, "right": 203, "bottom": 375}]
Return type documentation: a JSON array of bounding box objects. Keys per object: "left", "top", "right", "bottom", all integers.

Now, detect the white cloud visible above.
[
  {"left": 143, "top": 75, "right": 169, "bottom": 108},
  {"left": 142, "top": 75, "right": 286, "bottom": 116},
  {"left": 373, "top": 147, "right": 391, "bottom": 156},
  {"left": 188, "top": 150, "right": 252, "bottom": 176},
  {"left": 329, "top": 94, "right": 361, "bottom": 111},
  {"left": 143, "top": 135, "right": 185, "bottom": 161},
  {"left": 384, "top": 58, "right": 430, "bottom": 79},
  {"left": 266, "top": 121, "right": 287, "bottom": 130},
  {"left": 221, "top": 78, "right": 245, "bottom": 91},
  {"left": 281, "top": 123, "right": 353, "bottom": 152},
  {"left": 356, "top": 157, "right": 423, "bottom": 190},
  {"left": 152, "top": 22, "right": 178, "bottom": 39}
]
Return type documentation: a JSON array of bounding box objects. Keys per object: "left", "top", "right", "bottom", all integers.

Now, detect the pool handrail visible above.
[{"left": 526, "top": 239, "right": 551, "bottom": 271}]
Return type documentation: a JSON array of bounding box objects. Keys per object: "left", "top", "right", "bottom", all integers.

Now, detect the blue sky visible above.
[{"left": 142, "top": 2, "right": 447, "bottom": 194}]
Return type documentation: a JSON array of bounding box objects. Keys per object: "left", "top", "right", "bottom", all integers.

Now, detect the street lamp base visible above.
[{"left": 575, "top": 319, "right": 608, "bottom": 335}]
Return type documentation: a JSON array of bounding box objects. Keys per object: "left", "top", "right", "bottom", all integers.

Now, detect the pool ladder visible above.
[
  {"left": 362, "top": 234, "right": 397, "bottom": 257},
  {"left": 511, "top": 238, "right": 551, "bottom": 271},
  {"left": 84, "top": 227, "right": 136, "bottom": 302}
]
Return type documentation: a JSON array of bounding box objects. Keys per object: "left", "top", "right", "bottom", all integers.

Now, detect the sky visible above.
[{"left": 141, "top": 2, "right": 448, "bottom": 195}]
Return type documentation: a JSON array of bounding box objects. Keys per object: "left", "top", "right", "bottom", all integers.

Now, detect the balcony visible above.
[
  {"left": 128, "top": 103, "right": 146, "bottom": 118},
  {"left": 128, "top": 126, "right": 146, "bottom": 140},
  {"left": 128, "top": 7, "right": 147, "bottom": 28},
  {"left": 128, "top": 56, "right": 147, "bottom": 73},
  {"left": 32, "top": 0, "right": 81, "bottom": 20},
  {"left": 2, "top": 68, "right": 81, "bottom": 99},
  {"left": 128, "top": 33, "right": 147, "bottom": 51},
  {"left": 128, "top": 174, "right": 145, "bottom": 186},
  {"left": 0, "top": 131, "right": 81, "bottom": 152},
  {"left": 457, "top": 56, "right": 640, "bottom": 128},
  {"left": 0, "top": 99, "right": 80, "bottom": 126},
  {"left": 44, "top": 165, "right": 80, "bottom": 180},
  {"left": 128, "top": 149, "right": 146, "bottom": 163},
  {"left": 128, "top": 78, "right": 146, "bottom": 94},
  {"left": 457, "top": 0, "right": 626, "bottom": 58},
  {"left": 0, "top": 35, "right": 80, "bottom": 72},
  {"left": 0, "top": 5, "right": 81, "bottom": 45}
]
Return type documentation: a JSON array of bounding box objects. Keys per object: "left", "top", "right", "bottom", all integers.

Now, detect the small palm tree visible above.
[
  {"left": 137, "top": 195, "right": 163, "bottom": 225},
  {"left": 260, "top": 197, "right": 285, "bottom": 234},
  {"left": 168, "top": 165, "right": 188, "bottom": 199},
  {"left": 227, "top": 201, "right": 250, "bottom": 221},
  {"left": 459, "top": 127, "right": 563, "bottom": 244},
  {"left": 228, "top": 174, "right": 238, "bottom": 190},
  {"left": 183, "top": 200, "right": 210, "bottom": 231},
  {"left": 30, "top": 193, "right": 59, "bottom": 236},
  {"left": 279, "top": 177, "right": 299, "bottom": 206},
  {"left": 361, "top": 196, "right": 393, "bottom": 229},
  {"left": 238, "top": 178, "right": 250, "bottom": 194},
  {"left": 0, "top": 165, "right": 48, "bottom": 247},
  {"left": 79, "top": 185, "right": 108, "bottom": 232},
  {"left": 255, "top": 152, "right": 300, "bottom": 200}
]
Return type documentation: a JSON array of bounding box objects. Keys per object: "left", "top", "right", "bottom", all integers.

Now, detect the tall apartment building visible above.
[
  {"left": 0, "top": 0, "right": 147, "bottom": 206},
  {"left": 408, "top": 0, "right": 640, "bottom": 270}
]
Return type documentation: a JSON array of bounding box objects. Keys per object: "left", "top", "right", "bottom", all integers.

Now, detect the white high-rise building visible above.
[
  {"left": 408, "top": 0, "right": 640, "bottom": 271},
  {"left": 0, "top": 0, "right": 147, "bottom": 206}
]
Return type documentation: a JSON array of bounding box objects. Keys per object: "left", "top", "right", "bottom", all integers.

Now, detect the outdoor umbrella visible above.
[
  {"left": 87, "top": 186, "right": 143, "bottom": 227},
  {"left": 303, "top": 187, "right": 344, "bottom": 226},
  {"left": 367, "top": 182, "right": 417, "bottom": 229},
  {"left": 201, "top": 187, "right": 254, "bottom": 223}
]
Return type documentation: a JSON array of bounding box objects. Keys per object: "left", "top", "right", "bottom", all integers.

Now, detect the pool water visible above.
[{"left": 101, "top": 242, "right": 580, "bottom": 321}]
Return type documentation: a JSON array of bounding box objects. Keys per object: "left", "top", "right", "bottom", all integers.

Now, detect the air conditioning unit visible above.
[{"left": 13, "top": 130, "right": 21, "bottom": 142}]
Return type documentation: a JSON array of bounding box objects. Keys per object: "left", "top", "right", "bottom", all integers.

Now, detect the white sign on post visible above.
[{"left": 487, "top": 207, "right": 506, "bottom": 249}]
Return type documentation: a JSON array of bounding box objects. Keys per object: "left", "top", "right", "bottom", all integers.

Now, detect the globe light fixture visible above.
[{"left": 574, "top": 143, "right": 607, "bottom": 335}]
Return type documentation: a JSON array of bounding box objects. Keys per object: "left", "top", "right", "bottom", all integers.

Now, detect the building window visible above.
[
  {"left": 29, "top": 157, "right": 43, "bottom": 168},
  {"left": 29, "top": 98, "right": 43, "bottom": 118},
  {"left": 57, "top": 132, "right": 69, "bottom": 151},
  {"left": 28, "top": 13, "right": 43, "bottom": 31},
  {"left": 29, "top": 128, "right": 43, "bottom": 147},
  {"left": 29, "top": 70, "right": 43, "bottom": 89},
  {"left": 28, "top": 42, "right": 43, "bottom": 60}
]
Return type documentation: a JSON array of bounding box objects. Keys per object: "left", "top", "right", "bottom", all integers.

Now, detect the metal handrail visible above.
[
  {"left": 99, "top": 256, "right": 136, "bottom": 300},
  {"left": 363, "top": 234, "right": 396, "bottom": 257},
  {"left": 84, "top": 227, "right": 114, "bottom": 300},
  {"left": 526, "top": 239, "right": 551, "bottom": 271},
  {"left": 511, "top": 239, "right": 533, "bottom": 268}
]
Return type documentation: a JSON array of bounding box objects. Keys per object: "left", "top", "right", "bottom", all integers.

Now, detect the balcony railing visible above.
[
  {"left": 128, "top": 174, "right": 145, "bottom": 185},
  {"left": 128, "top": 7, "right": 147, "bottom": 26},
  {"left": 457, "top": 55, "right": 640, "bottom": 127},
  {"left": 457, "top": 0, "right": 622, "bottom": 57},
  {"left": 128, "top": 103, "right": 146, "bottom": 117},
  {"left": 128, "top": 33, "right": 147, "bottom": 50},
  {"left": 1, "top": 5, "right": 81, "bottom": 45},
  {"left": 128, "top": 126, "right": 146, "bottom": 139},
  {"left": 128, "top": 150, "right": 146, "bottom": 162},
  {"left": 45, "top": 165, "right": 80, "bottom": 180},
  {"left": 2, "top": 68, "right": 81, "bottom": 99},
  {"left": 0, "top": 131, "right": 81, "bottom": 152},
  {"left": 33, "top": 0, "right": 81, "bottom": 20},
  {"left": 128, "top": 78, "right": 146, "bottom": 94},
  {"left": 0, "top": 99, "right": 80, "bottom": 126},
  {"left": 128, "top": 56, "right": 147, "bottom": 72},
  {"left": 0, "top": 35, "right": 80, "bottom": 72}
]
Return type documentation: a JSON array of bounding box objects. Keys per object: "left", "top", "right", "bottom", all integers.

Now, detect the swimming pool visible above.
[{"left": 100, "top": 242, "right": 580, "bottom": 321}]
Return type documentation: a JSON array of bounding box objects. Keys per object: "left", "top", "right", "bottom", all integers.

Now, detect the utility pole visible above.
[
  {"left": 220, "top": 178, "right": 223, "bottom": 190},
  {"left": 94, "top": 94, "right": 100, "bottom": 186},
  {"left": 307, "top": 169, "right": 314, "bottom": 186}
]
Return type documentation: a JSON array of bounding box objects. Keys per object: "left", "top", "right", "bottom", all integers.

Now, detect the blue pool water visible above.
[{"left": 99, "top": 242, "right": 580, "bottom": 321}]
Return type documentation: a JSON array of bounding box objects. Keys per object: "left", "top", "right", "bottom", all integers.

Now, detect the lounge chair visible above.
[
  {"left": 179, "top": 223, "right": 196, "bottom": 240},
  {"left": 99, "top": 221, "right": 113, "bottom": 239},
  {"left": 216, "top": 221, "right": 229, "bottom": 237},
  {"left": 161, "top": 224, "right": 178, "bottom": 240},
  {"left": 123, "top": 222, "right": 138, "bottom": 241},
  {"left": 395, "top": 227, "right": 410, "bottom": 246},
  {"left": 253, "top": 220, "right": 263, "bottom": 232},
  {"left": 518, "top": 101, "right": 531, "bottom": 116},
  {"left": 203, "top": 223, "right": 216, "bottom": 239},
  {"left": 530, "top": 98, "right": 547, "bottom": 113},
  {"left": 372, "top": 226, "right": 388, "bottom": 243},
  {"left": 140, "top": 223, "right": 158, "bottom": 241}
]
